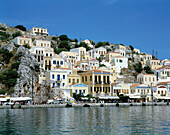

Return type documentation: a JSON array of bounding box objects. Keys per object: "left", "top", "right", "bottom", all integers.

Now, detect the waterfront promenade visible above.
[{"left": 0, "top": 102, "right": 169, "bottom": 109}]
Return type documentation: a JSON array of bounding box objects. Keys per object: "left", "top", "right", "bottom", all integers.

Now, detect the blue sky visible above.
[{"left": 1, "top": 0, "right": 170, "bottom": 59}]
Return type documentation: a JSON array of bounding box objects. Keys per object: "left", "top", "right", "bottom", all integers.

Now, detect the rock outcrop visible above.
[
  {"left": 14, "top": 46, "right": 40, "bottom": 98},
  {"left": 1, "top": 41, "right": 15, "bottom": 52}
]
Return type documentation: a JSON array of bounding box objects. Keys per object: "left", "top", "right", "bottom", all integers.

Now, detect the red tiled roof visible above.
[
  {"left": 90, "top": 69, "right": 110, "bottom": 73},
  {"left": 111, "top": 83, "right": 118, "bottom": 85},
  {"left": 156, "top": 67, "right": 170, "bottom": 70},
  {"left": 152, "top": 58, "right": 159, "bottom": 60},
  {"left": 19, "top": 36, "right": 30, "bottom": 38},
  {"left": 142, "top": 74, "right": 155, "bottom": 76},
  {"left": 157, "top": 81, "right": 170, "bottom": 85},
  {"left": 158, "top": 86, "right": 166, "bottom": 88},
  {"left": 130, "top": 84, "right": 141, "bottom": 87}
]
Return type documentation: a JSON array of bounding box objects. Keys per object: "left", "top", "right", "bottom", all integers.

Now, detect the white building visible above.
[
  {"left": 111, "top": 56, "right": 128, "bottom": 73},
  {"left": 113, "top": 45, "right": 126, "bottom": 56},
  {"left": 45, "top": 69, "right": 71, "bottom": 99},
  {"left": 87, "top": 47, "right": 107, "bottom": 59},
  {"left": 81, "top": 39, "right": 93, "bottom": 48},
  {"left": 29, "top": 26, "right": 48, "bottom": 35},
  {"left": 30, "top": 47, "right": 45, "bottom": 69}
]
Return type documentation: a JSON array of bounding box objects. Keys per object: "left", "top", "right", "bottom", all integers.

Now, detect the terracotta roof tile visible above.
[
  {"left": 130, "top": 84, "right": 141, "bottom": 87},
  {"left": 157, "top": 81, "right": 170, "bottom": 85}
]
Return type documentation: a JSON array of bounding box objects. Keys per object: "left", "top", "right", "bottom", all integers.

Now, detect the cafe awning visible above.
[
  {"left": 98, "top": 96, "right": 119, "bottom": 99},
  {"left": 0, "top": 98, "right": 7, "bottom": 102},
  {"left": 129, "top": 95, "right": 141, "bottom": 99},
  {"left": 10, "top": 97, "right": 32, "bottom": 101},
  {"left": 154, "top": 96, "right": 170, "bottom": 100}
]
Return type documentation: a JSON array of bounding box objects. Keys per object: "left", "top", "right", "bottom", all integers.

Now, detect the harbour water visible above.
[{"left": 0, "top": 106, "right": 169, "bottom": 134}]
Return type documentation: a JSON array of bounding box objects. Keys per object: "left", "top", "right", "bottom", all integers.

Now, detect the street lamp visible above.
[{"left": 151, "top": 83, "right": 153, "bottom": 104}]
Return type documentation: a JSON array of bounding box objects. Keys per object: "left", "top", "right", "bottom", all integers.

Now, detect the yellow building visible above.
[
  {"left": 105, "top": 52, "right": 121, "bottom": 63},
  {"left": 71, "top": 83, "right": 89, "bottom": 96},
  {"left": 59, "top": 51, "right": 79, "bottom": 67},
  {"left": 137, "top": 74, "right": 157, "bottom": 86},
  {"left": 14, "top": 36, "right": 32, "bottom": 46},
  {"left": 79, "top": 69, "right": 111, "bottom": 97},
  {"left": 67, "top": 74, "right": 81, "bottom": 86},
  {"left": 112, "top": 82, "right": 131, "bottom": 96},
  {"left": 146, "top": 58, "right": 162, "bottom": 70}
]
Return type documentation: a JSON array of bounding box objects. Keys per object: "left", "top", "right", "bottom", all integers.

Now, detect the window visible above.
[
  {"left": 69, "top": 79, "right": 71, "bottom": 83},
  {"left": 85, "top": 76, "right": 87, "bottom": 81},
  {"left": 63, "top": 83, "right": 65, "bottom": 86},
  {"left": 53, "top": 60, "right": 56, "bottom": 64},
  {"left": 90, "top": 76, "right": 92, "bottom": 81},
  {"left": 61, "top": 61, "right": 63, "bottom": 65},
  {"left": 63, "top": 75, "right": 65, "bottom": 79},
  {"left": 57, "top": 61, "right": 59, "bottom": 66},
  {"left": 77, "top": 79, "right": 79, "bottom": 83},
  {"left": 83, "top": 90, "right": 85, "bottom": 93},
  {"left": 75, "top": 90, "right": 77, "bottom": 93},
  {"left": 57, "top": 75, "right": 60, "bottom": 81},
  {"left": 73, "top": 79, "right": 75, "bottom": 84},
  {"left": 41, "top": 56, "right": 43, "bottom": 61},
  {"left": 50, "top": 54, "right": 52, "bottom": 56},
  {"left": 82, "top": 77, "right": 84, "bottom": 82},
  {"left": 52, "top": 74, "right": 55, "bottom": 79},
  {"left": 46, "top": 53, "right": 48, "bottom": 56},
  {"left": 53, "top": 83, "right": 55, "bottom": 87}
]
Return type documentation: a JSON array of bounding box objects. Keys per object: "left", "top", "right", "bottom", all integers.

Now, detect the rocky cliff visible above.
[{"left": 14, "top": 46, "right": 40, "bottom": 98}]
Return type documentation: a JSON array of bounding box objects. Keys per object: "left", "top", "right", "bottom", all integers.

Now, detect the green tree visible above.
[
  {"left": 2, "top": 49, "right": 13, "bottom": 64},
  {"left": 74, "top": 38, "right": 78, "bottom": 43},
  {"left": 58, "top": 41, "right": 70, "bottom": 50},
  {"left": 12, "top": 31, "right": 22, "bottom": 38},
  {"left": 11, "top": 62, "right": 20, "bottom": 70},
  {"left": 79, "top": 42, "right": 92, "bottom": 51},
  {"left": 4, "top": 78, "right": 17, "bottom": 88},
  {"left": 105, "top": 41, "right": 110, "bottom": 45},
  {"left": 54, "top": 48, "right": 67, "bottom": 54},
  {"left": 99, "top": 64, "right": 106, "bottom": 67},
  {"left": 144, "top": 66, "right": 154, "bottom": 74},
  {"left": 52, "top": 36, "right": 58, "bottom": 41},
  {"left": 0, "top": 89, "right": 6, "bottom": 94},
  {"left": 129, "top": 45, "right": 134, "bottom": 51},
  {"left": 59, "top": 34, "right": 69, "bottom": 41},
  {"left": 15, "top": 25, "right": 27, "bottom": 31},
  {"left": 134, "top": 62, "right": 143, "bottom": 73},
  {"left": 95, "top": 41, "right": 105, "bottom": 48}
]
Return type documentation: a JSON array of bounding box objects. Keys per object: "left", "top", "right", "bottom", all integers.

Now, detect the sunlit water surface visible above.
[{"left": 0, "top": 106, "right": 169, "bottom": 135}]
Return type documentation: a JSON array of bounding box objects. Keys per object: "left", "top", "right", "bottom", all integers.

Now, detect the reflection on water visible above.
[{"left": 0, "top": 106, "right": 170, "bottom": 134}]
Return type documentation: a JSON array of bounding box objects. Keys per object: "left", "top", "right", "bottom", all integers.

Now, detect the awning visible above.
[
  {"left": 129, "top": 95, "right": 141, "bottom": 99},
  {"left": 0, "top": 98, "right": 7, "bottom": 102},
  {"left": 154, "top": 96, "right": 170, "bottom": 100},
  {"left": 10, "top": 97, "right": 32, "bottom": 101},
  {"left": 81, "top": 97, "right": 89, "bottom": 100},
  {"left": 99, "top": 96, "right": 119, "bottom": 99}
]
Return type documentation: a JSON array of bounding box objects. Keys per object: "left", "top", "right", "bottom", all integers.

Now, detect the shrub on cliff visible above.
[{"left": 15, "top": 25, "right": 27, "bottom": 31}]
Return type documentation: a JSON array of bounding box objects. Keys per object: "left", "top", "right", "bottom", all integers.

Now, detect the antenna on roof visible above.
[
  {"left": 156, "top": 51, "right": 158, "bottom": 59},
  {"left": 152, "top": 50, "right": 154, "bottom": 57}
]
